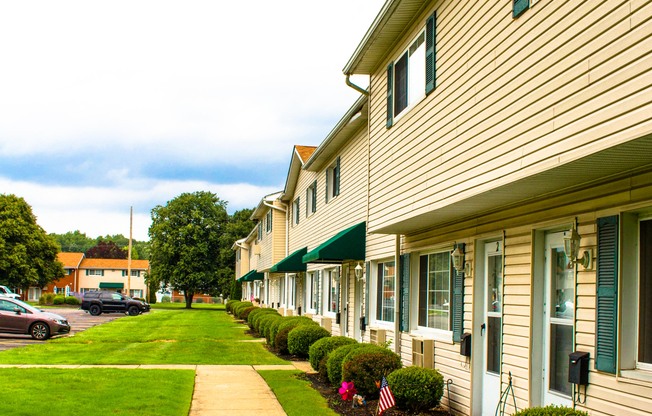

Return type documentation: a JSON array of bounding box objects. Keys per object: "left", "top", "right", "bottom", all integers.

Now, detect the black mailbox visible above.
[
  {"left": 460, "top": 333, "right": 472, "bottom": 357},
  {"left": 336, "top": 312, "right": 341, "bottom": 324},
  {"left": 569, "top": 351, "right": 590, "bottom": 385},
  {"left": 360, "top": 316, "right": 367, "bottom": 331}
]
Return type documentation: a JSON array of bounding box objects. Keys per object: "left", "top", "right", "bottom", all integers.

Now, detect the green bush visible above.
[
  {"left": 287, "top": 325, "right": 331, "bottom": 357},
  {"left": 233, "top": 301, "right": 253, "bottom": 318},
  {"left": 274, "top": 326, "right": 295, "bottom": 355},
  {"left": 64, "top": 296, "right": 80, "bottom": 305},
  {"left": 161, "top": 295, "right": 171, "bottom": 303},
  {"left": 239, "top": 306, "right": 257, "bottom": 320},
  {"left": 38, "top": 295, "right": 46, "bottom": 305},
  {"left": 226, "top": 300, "right": 240, "bottom": 313},
  {"left": 309, "top": 336, "right": 357, "bottom": 372},
  {"left": 327, "top": 344, "right": 364, "bottom": 387},
  {"left": 341, "top": 344, "right": 403, "bottom": 398},
  {"left": 250, "top": 309, "right": 280, "bottom": 334},
  {"left": 266, "top": 316, "right": 285, "bottom": 345},
  {"left": 387, "top": 366, "right": 444, "bottom": 412},
  {"left": 513, "top": 406, "right": 589, "bottom": 416},
  {"left": 270, "top": 317, "right": 318, "bottom": 347},
  {"left": 173, "top": 297, "right": 182, "bottom": 303},
  {"left": 194, "top": 297, "right": 203, "bottom": 304},
  {"left": 53, "top": 295, "right": 65, "bottom": 305},
  {"left": 259, "top": 314, "right": 283, "bottom": 342}
]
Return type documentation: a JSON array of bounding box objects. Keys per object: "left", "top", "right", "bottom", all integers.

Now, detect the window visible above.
[
  {"left": 288, "top": 275, "right": 295, "bottom": 308},
  {"left": 86, "top": 269, "right": 104, "bottom": 276},
  {"left": 306, "top": 180, "right": 317, "bottom": 216},
  {"left": 122, "top": 270, "right": 141, "bottom": 277},
  {"left": 64, "top": 269, "right": 71, "bottom": 275},
  {"left": 326, "top": 269, "right": 340, "bottom": 313},
  {"left": 308, "top": 272, "right": 319, "bottom": 312},
  {"left": 418, "top": 251, "right": 451, "bottom": 330},
  {"left": 325, "top": 157, "right": 340, "bottom": 203},
  {"left": 293, "top": 197, "right": 300, "bottom": 225},
  {"left": 376, "top": 261, "right": 396, "bottom": 322},
  {"left": 387, "top": 11, "right": 436, "bottom": 127},
  {"left": 257, "top": 222, "right": 262, "bottom": 241},
  {"left": 130, "top": 289, "right": 143, "bottom": 298},
  {"left": 266, "top": 210, "right": 273, "bottom": 233}
]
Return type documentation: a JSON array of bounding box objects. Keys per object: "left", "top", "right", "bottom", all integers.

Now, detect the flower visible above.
[{"left": 338, "top": 381, "right": 357, "bottom": 401}]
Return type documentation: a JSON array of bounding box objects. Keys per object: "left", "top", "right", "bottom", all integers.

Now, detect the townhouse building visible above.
[{"left": 340, "top": 0, "right": 652, "bottom": 415}]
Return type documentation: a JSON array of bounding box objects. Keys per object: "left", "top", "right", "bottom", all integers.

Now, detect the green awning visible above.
[
  {"left": 270, "top": 247, "right": 307, "bottom": 273},
  {"left": 99, "top": 282, "right": 124, "bottom": 289},
  {"left": 239, "top": 269, "right": 264, "bottom": 282},
  {"left": 302, "top": 222, "right": 366, "bottom": 264}
]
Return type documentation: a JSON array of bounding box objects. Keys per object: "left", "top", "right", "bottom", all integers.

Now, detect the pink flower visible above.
[{"left": 338, "top": 381, "right": 357, "bottom": 401}]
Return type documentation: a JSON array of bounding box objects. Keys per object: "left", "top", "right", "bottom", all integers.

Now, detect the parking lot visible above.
[{"left": 0, "top": 307, "right": 124, "bottom": 352}]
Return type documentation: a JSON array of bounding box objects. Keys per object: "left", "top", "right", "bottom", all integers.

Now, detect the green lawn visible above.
[
  {"left": 0, "top": 368, "right": 194, "bottom": 416},
  {"left": 0, "top": 309, "right": 287, "bottom": 365},
  {"left": 151, "top": 302, "right": 225, "bottom": 310},
  {"left": 258, "top": 370, "right": 338, "bottom": 416}
]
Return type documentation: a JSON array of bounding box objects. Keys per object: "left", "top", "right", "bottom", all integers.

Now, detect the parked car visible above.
[
  {"left": 81, "top": 291, "right": 150, "bottom": 316},
  {"left": 0, "top": 285, "right": 20, "bottom": 299},
  {"left": 0, "top": 297, "right": 70, "bottom": 340}
]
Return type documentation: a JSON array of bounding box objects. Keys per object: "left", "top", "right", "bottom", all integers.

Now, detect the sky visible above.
[{"left": 0, "top": 0, "right": 385, "bottom": 241}]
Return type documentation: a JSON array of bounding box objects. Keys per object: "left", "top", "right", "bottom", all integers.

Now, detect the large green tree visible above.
[
  {"left": 0, "top": 194, "right": 64, "bottom": 290},
  {"left": 148, "top": 191, "right": 229, "bottom": 308},
  {"left": 51, "top": 231, "right": 150, "bottom": 260},
  {"left": 217, "top": 208, "right": 254, "bottom": 298}
]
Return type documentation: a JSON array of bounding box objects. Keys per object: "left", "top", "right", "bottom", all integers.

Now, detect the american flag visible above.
[{"left": 378, "top": 376, "right": 395, "bottom": 415}]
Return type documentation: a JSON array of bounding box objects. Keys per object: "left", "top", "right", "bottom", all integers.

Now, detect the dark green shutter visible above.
[
  {"left": 386, "top": 63, "right": 394, "bottom": 128},
  {"left": 364, "top": 261, "right": 370, "bottom": 328},
  {"left": 376, "top": 264, "right": 382, "bottom": 320},
  {"left": 513, "top": 0, "right": 529, "bottom": 18},
  {"left": 312, "top": 180, "right": 317, "bottom": 212},
  {"left": 305, "top": 187, "right": 309, "bottom": 217},
  {"left": 316, "top": 270, "right": 321, "bottom": 315},
  {"left": 452, "top": 243, "right": 465, "bottom": 342},
  {"left": 86, "top": 269, "right": 89, "bottom": 276},
  {"left": 400, "top": 253, "right": 410, "bottom": 332},
  {"left": 296, "top": 197, "right": 300, "bottom": 224},
  {"left": 596, "top": 216, "right": 619, "bottom": 374},
  {"left": 325, "top": 170, "right": 329, "bottom": 203},
  {"left": 334, "top": 157, "right": 341, "bottom": 196},
  {"left": 418, "top": 255, "right": 428, "bottom": 326},
  {"left": 425, "top": 11, "right": 436, "bottom": 94}
]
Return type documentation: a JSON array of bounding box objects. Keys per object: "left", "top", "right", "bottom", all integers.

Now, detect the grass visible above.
[
  {"left": 258, "top": 370, "right": 338, "bottom": 416},
  {"left": 151, "top": 302, "right": 225, "bottom": 310},
  {"left": 0, "top": 309, "right": 287, "bottom": 365},
  {"left": 0, "top": 367, "right": 194, "bottom": 416}
]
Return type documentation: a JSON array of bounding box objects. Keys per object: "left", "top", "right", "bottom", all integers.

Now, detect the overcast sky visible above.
[{"left": 0, "top": 0, "right": 384, "bottom": 241}]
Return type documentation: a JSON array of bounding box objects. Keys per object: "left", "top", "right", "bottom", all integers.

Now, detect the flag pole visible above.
[{"left": 127, "top": 206, "right": 133, "bottom": 297}]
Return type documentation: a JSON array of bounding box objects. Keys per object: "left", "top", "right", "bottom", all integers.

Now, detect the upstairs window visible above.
[
  {"left": 265, "top": 210, "right": 272, "bottom": 233},
  {"left": 121, "top": 270, "right": 141, "bottom": 277},
  {"left": 387, "top": 11, "right": 436, "bottom": 127},
  {"left": 325, "top": 156, "right": 340, "bottom": 203},
  {"left": 257, "top": 222, "right": 262, "bottom": 241},
  {"left": 86, "top": 269, "right": 104, "bottom": 276},
  {"left": 293, "top": 197, "right": 300, "bottom": 225},
  {"left": 306, "top": 180, "right": 317, "bottom": 216}
]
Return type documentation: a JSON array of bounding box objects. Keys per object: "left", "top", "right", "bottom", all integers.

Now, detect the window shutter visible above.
[
  {"left": 425, "top": 11, "right": 437, "bottom": 94},
  {"left": 513, "top": 0, "right": 529, "bottom": 18},
  {"left": 376, "top": 264, "right": 382, "bottom": 320},
  {"left": 101, "top": 270, "right": 104, "bottom": 277},
  {"left": 452, "top": 243, "right": 465, "bottom": 342},
  {"left": 386, "top": 63, "right": 394, "bottom": 128},
  {"left": 595, "top": 216, "right": 619, "bottom": 374},
  {"left": 296, "top": 197, "right": 300, "bottom": 224},
  {"left": 334, "top": 157, "right": 341, "bottom": 196},
  {"left": 312, "top": 180, "right": 317, "bottom": 212},
  {"left": 325, "top": 170, "right": 329, "bottom": 203},
  {"left": 86, "top": 269, "right": 89, "bottom": 276},
  {"left": 418, "top": 255, "right": 428, "bottom": 326},
  {"left": 316, "top": 270, "right": 321, "bottom": 315},
  {"left": 400, "top": 253, "right": 410, "bottom": 332},
  {"left": 365, "top": 261, "right": 370, "bottom": 327},
  {"left": 305, "top": 188, "right": 309, "bottom": 217}
]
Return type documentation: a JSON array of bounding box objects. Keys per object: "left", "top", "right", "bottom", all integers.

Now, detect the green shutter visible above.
[
  {"left": 513, "top": 0, "right": 529, "bottom": 18},
  {"left": 596, "top": 216, "right": 619, "bottom": 374},
  {"left": 386, "top": 63, "right": 394, "bottom": 128},
  {"left": 399, "top": 253, "right": 410, "bottom": 332},
  {"left": 305, "top": 187, "right": 309, "bottom": 217},
  {"left": 296, "top": 196, "right": 300, "bottom": 224},
  {"left": 425, "top": 11, "right": 436, "bottom": 94},
  {"left": 418, "top": 255, "right": 428, "bottom": 326},
  {"left": 325, "top": 170, "right": 329, "bottom": 203},
  {"left": 86, "top": 269, "right": 89, "bottom": 276},
  {"left": 365, "top": 261, "right": 370, "bottom": 327},
  {"left": 334, "top": 157, "right": 341, "bottom": 196},
  {"left": 312, "top": 180, "right": 317, "bottom": 212},
  {"left": 316, "top": 270, "right": 321, "bottom": 315},
  {"left": 452, "top": 243, "right": 465, "bottom": 342}
]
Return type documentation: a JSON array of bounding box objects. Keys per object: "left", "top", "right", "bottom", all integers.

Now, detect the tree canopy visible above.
[
  {"left": 149, "top": 191, "right": 230, "bottom": 308},
  {"left": 0, "top": 194, "right": 64, "bottom": 290},
  {"left": 85, "top": 241, "right": 127, "bottom": 259},
  {"left": 50, "top": 231, "right": 150, "bottom": 260}
]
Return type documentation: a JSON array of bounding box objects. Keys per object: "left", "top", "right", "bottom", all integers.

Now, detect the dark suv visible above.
[{"left": 81, "top": 291, "right": 150, "bottom": 316}]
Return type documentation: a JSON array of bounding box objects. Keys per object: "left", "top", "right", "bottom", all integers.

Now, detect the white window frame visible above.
[
  {"left": 293, "top": 198, "right": 300, "bottom": 225},
  {"left": 412, "top": 249, "right": 453, "bottom": 341},
  {"left": 306, "top": 182, "right": 317, "bottom": 216},
  {"left": 265, "top": 210, "right": 273, "bottom": 233},
  {"left": 375, "top": 260, "right": 396, "bottom": 325},
  {"left": 324, "top": 268, "right": 339, "bottom": 317},
  {"left": 87, "top": 269, "right": 103, "bottom": 276},
  {"left": 391, "top": 30, "right": 426, "bottom": 121}
]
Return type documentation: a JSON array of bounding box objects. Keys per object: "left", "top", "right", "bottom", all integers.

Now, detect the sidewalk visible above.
[{"left": 0, "top": 362, "right": 312, "bottom": 416}]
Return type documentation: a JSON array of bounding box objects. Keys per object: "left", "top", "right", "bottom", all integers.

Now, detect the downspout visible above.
[{"left": 345, "top": 74, "right": 369, "bottom": 96}]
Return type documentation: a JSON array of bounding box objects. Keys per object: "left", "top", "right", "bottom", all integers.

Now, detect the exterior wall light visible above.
[
  {"left": 563, "top": 227, "right": 592, "bottom": 270},
  {"left": 355, "top": 262, "right": 364, "bottom": 281},
  {"left": 451, "top": 246, "right": 471, "bottom": 275}
]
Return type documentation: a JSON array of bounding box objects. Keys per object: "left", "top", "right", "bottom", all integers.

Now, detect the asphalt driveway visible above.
[{"left": 0, "top": 307, "right": 123, "bottom": 352}]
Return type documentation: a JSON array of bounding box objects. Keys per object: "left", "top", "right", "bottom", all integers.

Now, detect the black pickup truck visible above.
[{"left": 81, "top": 291, "right": 150, "bottom": 316}]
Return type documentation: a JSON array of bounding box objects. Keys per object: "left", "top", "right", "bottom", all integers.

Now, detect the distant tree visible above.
[
  {"left": 0, "top": 194, "right": 65, "bottom": 290},
  {"left": 149, "top": 191, "right": 229, "bottom": 308},
  {"left": 217, "top": 208, "right": 255, "bottom": 298},
  {"left": 50, "top": 230, "right": 96, "bottom": 253},
  {"left": 85, "top": 241, "right": 127, "bottom": 259}
]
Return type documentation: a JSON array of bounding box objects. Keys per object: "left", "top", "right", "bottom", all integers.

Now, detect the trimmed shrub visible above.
[
  {"left": 161, "top": 295, "right": 171, "bottom": 303},
  {"left": 341, "top": 344, "right": 403, "bottom": 398},
  {"left": 233, "top": 301, "right": 253, "bottom": 318},
  {"left": 309, "top": 336, "right": 357, "bottom": 372},
  {"left": 226, "top": 300, "right": 240, "bottom": 313},
  {"left": 250, "top": 309, "right": 280, "bottom": 334},
  {"left": 38, "top": 295, "right": 46, "bottom": 305},
  {"left": 194, "top": 297, "right": 204, "bottom": 303},
  {"left": 65, "top": 296, "right": 80, "bottom": 305},
  {"left": 271, "top": 317, "right": 318, "bottom": 347},
  {"left": 327, "top": 344, "right": 364, "bottom": 387},
  {"left": 513, "top": 406, "right": 589, "bottom": 416},
  {"left": 274, "top": 326, "right": 295, "bottom": 355},
  {"left": 239, "top": 306, "right": 257, "bottom": 320},
  {"left": 287, "top": 325, "right": 331, "bottom": 357},
  {"left": 387, "top": 366, "right": 444, "bottom": 412},
  {"left": 259, "top": 314, "right": 283, "bottom": 342},
  {"left": 266, "top": 316, "right": 286, "bottom": 345},
  {"left": 53, "top": 295, "right": 65, "bottom": 305}
]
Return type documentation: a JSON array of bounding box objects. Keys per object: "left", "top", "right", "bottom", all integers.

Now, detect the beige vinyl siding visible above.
[
  {"left": 367, "top": 0, "right": 652, "bottom": 233},
  {"left": 257, "top": 202, "right": 287, "bottom": 271}
]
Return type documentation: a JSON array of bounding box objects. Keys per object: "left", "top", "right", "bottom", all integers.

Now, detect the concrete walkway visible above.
[{"left": 0, "top": 362, "right": 312, "bottom": 416}]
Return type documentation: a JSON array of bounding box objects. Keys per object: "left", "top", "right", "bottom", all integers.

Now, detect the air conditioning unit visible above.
[
  {"left": 320, "top": 317, "right": 333, "bottom": 333},
  {"left": 369, "top": 328, "right": 387, "bottom": 345},
  {"left": 412, "top": 338, "right": 434, "bottom": 369}
]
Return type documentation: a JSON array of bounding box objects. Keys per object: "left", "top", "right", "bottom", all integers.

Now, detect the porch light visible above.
[
  {"left": 451, "top": 246, "right": 471, "bottom": 275},
  {"left": 355, "top": 262, "right": 364, "bottom": 281},
  {"left": 563, "top": 227, "right": 592, "bottom": 270}
]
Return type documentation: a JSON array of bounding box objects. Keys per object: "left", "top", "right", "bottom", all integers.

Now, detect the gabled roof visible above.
[
  {"left": 57, "top": 252, "right": 84, "bottom": 269},
  {"left": 343, "top": 0, "right": 431, "bottom": 75},
  {"left": 295, "top": 145, "right": 317, "bottom": 163},
  {"left": 250, "top": 191, "right": 284, "bottom": 220},
  {"left": 281, "top": 145, "right": 317, "bottom": 202},
  {"left": 304, "top": 95, "right": 368, "bottom": 172},
  {"left": 80, "top": 258, "right": 150, "bottom": 270},
  {"left": 231, "top": 238, "right": 247, "bottom": 251}
]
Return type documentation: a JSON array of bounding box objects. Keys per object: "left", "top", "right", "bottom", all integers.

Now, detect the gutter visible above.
[
  {"left": 264, "top": 201, "right": 286, "bottom": 213},
  {"left": 345, "top": 74, "right": 368, "bottom": 96}
]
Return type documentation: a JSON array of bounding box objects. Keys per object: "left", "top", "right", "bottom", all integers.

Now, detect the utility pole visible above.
[{"left": 127, "top": 206, "right": 133, "bottom": 297}]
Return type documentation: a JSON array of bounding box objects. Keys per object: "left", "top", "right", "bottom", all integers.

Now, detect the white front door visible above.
[
  {"left": 340, "top": 268, "right": 349, "bottom": 337},
  {"left": 542, "top": 232, "right": 574, "bottom": 406},
  {"left": 481, "top": 241, "right": 503, "bottom": 415}
]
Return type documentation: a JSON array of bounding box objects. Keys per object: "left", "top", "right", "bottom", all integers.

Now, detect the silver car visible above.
[{"left": 0, "top": 298, "right": 71, "bottom": 340}]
